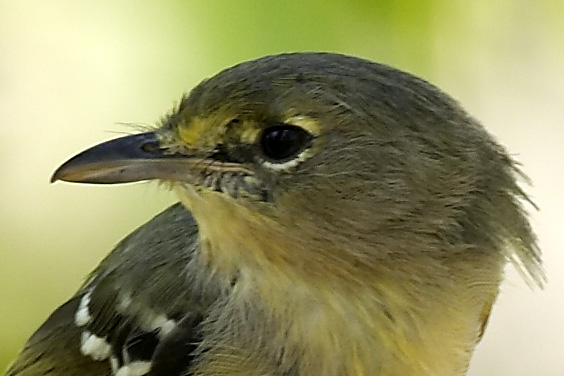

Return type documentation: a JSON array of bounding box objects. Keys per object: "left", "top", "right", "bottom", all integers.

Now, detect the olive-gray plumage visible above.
[
  {"left": 7, "top": 53, "right": 542, "bottom": 376},
  {"left": 6, "top": 204, "right": 210, "bottom": 376}
]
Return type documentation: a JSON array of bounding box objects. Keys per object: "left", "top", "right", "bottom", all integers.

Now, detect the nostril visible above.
[{"left": 141, "top": 141, "right": 161, "bottom": 154}]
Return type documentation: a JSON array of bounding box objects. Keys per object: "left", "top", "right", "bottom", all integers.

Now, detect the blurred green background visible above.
[{"left": 1, "top": 1, "right": 563, "bottom": 374}]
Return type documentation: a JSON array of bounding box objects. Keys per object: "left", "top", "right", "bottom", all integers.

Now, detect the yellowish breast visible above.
[{"left": 176, "top": 186, "right": 503, "bottom": 376}]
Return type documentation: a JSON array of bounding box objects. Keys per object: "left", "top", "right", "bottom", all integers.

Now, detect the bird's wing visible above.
[{"left": 6, "top": 203, "right": 216, "bottom": 376}]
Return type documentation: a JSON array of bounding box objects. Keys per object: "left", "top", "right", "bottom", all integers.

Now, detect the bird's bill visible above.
[{"left": 51, "top": 132, "right": 199, "bottom": 184}]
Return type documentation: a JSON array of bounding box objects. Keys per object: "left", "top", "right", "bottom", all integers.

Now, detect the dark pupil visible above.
[{"left": 260, "top": 125, "right": 312, "bottom": 161}]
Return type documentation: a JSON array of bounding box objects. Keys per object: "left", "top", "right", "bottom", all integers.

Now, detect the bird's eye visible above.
[{"left": 259, "top": 124, "right": 313, "bottom": 162}]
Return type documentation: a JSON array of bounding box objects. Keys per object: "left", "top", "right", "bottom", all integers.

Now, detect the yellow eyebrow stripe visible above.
[{"left": 178, "top": 117, "right": 209, "bottom": 147}]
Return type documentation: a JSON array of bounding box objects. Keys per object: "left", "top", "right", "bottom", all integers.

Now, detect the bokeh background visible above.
[{"left": 1, "top": 1, "right": 563, "bottom": 374}]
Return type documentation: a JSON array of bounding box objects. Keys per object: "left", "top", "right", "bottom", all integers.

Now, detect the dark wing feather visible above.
[
  {"left": 6, "top": 203, "right": 217, "bottom": 376},
  {"left": 5, "top": 295, "right": 110, "bottom": 376},
  {"left": 148, "top": 313, "right": 203, "bottom": 376}
]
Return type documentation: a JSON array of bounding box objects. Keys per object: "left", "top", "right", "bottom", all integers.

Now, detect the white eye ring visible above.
[{"left": 261, "top": 148, "right": 311, "bottom": 172}]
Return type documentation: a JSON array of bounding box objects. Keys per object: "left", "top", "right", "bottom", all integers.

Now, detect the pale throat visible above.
[{"left": 173, "top": 184, "right": 486, "bottom": 376}]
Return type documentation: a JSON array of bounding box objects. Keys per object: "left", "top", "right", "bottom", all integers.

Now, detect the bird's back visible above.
[{"left": 6, "top": 204, "right": 212, "bottom": 376}]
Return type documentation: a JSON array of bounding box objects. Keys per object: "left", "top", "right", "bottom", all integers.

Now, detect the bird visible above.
[{"left": 5, "top": 52, "right": 543, "bottom": 376}]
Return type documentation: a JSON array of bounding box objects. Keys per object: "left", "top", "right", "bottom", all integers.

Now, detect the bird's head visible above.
[{"left": 52, "top": 53, "right": 542, "bottom": 285}]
